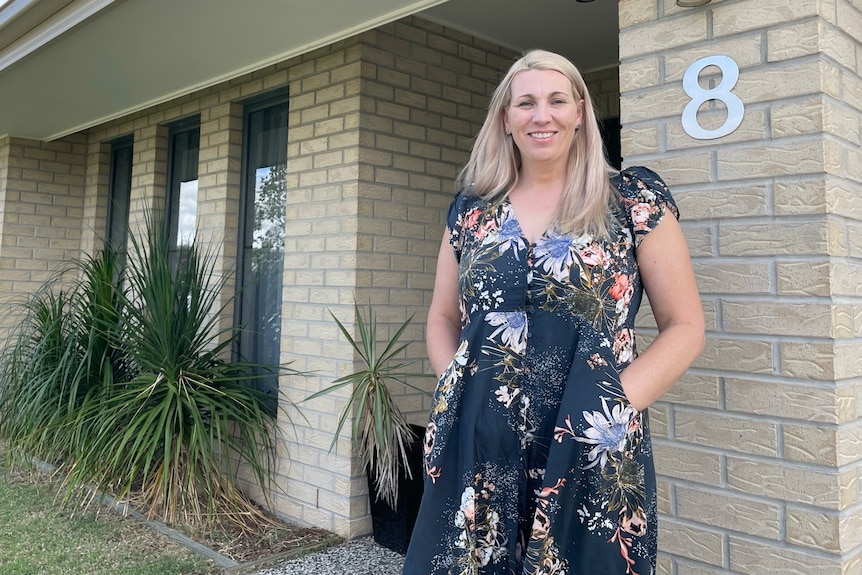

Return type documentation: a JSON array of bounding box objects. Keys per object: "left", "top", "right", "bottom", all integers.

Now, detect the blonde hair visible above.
[{"left": 456, "top": 49, "right": 616, "bottom": 238}]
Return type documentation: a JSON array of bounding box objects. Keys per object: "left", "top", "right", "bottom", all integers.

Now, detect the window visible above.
[
  {"left": 166, "top": 118, "right": 200, "bottom": 263},
  {"left": 237, "top": 94, "right": 289, "bottom": 402},
  {"left": 106, "top": 136, "right": 133, "bottom": 254}
]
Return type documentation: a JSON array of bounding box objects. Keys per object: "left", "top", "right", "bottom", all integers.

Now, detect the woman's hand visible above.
[{"left": 619, "top": 214, "right": 705, "bottom": 411}]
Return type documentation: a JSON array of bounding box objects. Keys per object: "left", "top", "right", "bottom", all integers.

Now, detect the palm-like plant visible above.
[
  {"left": 0, "top": 248, "right": 128, "bottom": 463},
  {"left": 305, "top": 304, "right": 430, "bottom": 507},
  {"left": 0, "top": 214, "right": 298, "bottom": 531}
]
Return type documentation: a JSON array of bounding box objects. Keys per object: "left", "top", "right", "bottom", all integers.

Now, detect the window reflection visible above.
[
  {"left": 167, "top": 120, "right": 200, "bottom": 265},
  {"left": 237, "top": 98, "right": 288, "bottom": 404},
  {"left": 177, "top": 179, "right": 198, "bottom": 246}
]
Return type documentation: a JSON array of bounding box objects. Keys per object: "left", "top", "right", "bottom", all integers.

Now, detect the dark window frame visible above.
[
  {"left": 165, "top": 116, "right": 202, "bottom": 252},
  {"left": 235, "top": 90, "right": 289, "bottom": 404},
  {"left": 106, "top": 135, "right": 134, "bottom": 254}
]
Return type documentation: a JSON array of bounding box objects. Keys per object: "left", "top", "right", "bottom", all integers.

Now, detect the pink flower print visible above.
[
  {"left": 608, "top": 272, "right": 630, "bottom": 301},
  {"left": 476, "top": 219, "right": 497, "bottom": 241},
  {"left": 464, "top": 207, "right": 481, "bottom": 230},
  {"left": 620, "top": 507, "right": 648, "bottom": 536},
  {"left": 535, "top": 478, "right": 566, "bottom": 509},
  {"left": 578, "top": 243, "right": 607, "bottom": 268},
  {"left": 455, "top": 486, "right": 476, "bottom": 527},
  {"left": 631, "top": 203, "right": 653, "bottom": 232}
]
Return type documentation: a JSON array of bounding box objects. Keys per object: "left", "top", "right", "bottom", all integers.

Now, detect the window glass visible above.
[
  {"left": 238, "top": 97, "right": 288, "bottom": 402},
  {"left": 107, "top": 137, "right": 133, "bottom": 254},
  {"left": 167, "top": 121, "right": 200, "bottom": 262}
]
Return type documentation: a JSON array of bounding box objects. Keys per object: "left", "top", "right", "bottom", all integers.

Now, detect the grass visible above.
[{"left": 0, "top": 454, "right": 220, "bottom": 575}]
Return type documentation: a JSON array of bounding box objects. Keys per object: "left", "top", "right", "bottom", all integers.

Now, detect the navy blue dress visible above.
[{"left": 402, "top": 167, "right": 678, "bottom": 575}]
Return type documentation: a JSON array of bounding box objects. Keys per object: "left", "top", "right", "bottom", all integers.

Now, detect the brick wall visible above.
[
  {"left": 0, "top": 135, "right": 87, "bottom": 335},
  {"left": 49, "top": 16, "right": 517, "bottom": 538},
  {"left": 283, "top": 18, "right": 516, "bottom": 536},
  {"left": 620, "top": 0, "right": 862, "bottom": 573}
]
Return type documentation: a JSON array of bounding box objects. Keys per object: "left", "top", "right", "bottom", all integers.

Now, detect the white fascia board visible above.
[{"left": 0, "top": 0, "right": 118, "bottom": 73}]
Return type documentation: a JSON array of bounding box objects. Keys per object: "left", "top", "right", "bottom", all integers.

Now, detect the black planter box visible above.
[{"left": 368, "top": 424, "right": 425, "bottom": 555}]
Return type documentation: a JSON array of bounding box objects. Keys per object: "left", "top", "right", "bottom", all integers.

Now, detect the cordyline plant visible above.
[
  {"left": 0, "top": 213, "right": 299, "bottom": 531},
  {"left": 0, "top": 248, "right": 129, "bottom": 465},
  {"left": 304, "top": 304, "right": 431, "bottom": 508}
]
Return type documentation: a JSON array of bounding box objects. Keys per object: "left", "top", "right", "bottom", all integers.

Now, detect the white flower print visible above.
[
  {"left": 485, "top": 310, "right": 528, "bottom": 354},
  {"left": 455, "top": 486, "right": 476, "bottom": 529},
  {"left": 495, "top": 384, "right": 520, "bottom": 408},
  {"left": 614, "top": 329, "right": 634, "bottom": 365},
  {"left": 576, "top": 396, "right": 637, "bottom": 469},
  {"left": 453, "top": 338, "right": 469, "bottom": 367}
]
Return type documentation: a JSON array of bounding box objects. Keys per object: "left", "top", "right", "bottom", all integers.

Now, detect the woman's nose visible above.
[{"left": 533, "top": 103, "right": 551, "bottom": 123}]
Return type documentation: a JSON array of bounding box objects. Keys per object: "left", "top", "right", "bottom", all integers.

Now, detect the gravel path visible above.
[{"left": 249, "top": 537, "right": 405, "bottom": 575}]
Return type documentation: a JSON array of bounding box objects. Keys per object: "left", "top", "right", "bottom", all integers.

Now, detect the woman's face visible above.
[{"left": 504, "top": 69, "right": 584, "bottom": 173}]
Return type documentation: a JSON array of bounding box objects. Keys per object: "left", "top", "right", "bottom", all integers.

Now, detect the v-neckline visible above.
[{"left": 504, "top": 196, "right": 552, "bottom": 247}]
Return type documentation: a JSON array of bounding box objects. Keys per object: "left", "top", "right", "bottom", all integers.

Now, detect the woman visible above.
[{"left": 403, "top": 50, "right": 704, "bottom": 575}]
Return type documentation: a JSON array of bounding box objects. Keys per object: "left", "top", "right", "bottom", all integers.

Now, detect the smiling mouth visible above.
[{"left": 529, "top": 132, "right": 555, "bottom": 140}]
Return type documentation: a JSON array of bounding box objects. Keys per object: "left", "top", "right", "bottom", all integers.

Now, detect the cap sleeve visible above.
[
  {"left": 446, "top": 192, "right": 468, "bottom": 263},
  {"left": 615, "top": 166, "right": 679, "bottom": 248}
]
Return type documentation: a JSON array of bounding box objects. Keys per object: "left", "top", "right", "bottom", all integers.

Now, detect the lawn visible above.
[{"left": 0, "top": 455, "right": 220, "bottom": 575}]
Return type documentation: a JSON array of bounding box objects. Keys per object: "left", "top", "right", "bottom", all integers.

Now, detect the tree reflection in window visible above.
[{"left": 237, "top": 98, "right": 288, "bottom": 406}]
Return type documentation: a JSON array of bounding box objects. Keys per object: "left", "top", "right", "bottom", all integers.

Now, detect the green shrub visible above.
[{"left": 0, "top": 214, "right": 299, "bottom": 531}]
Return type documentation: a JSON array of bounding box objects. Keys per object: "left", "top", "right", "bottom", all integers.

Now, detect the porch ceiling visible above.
[{"left": 0, "top": 0, "right": 618, "bottom": 141}]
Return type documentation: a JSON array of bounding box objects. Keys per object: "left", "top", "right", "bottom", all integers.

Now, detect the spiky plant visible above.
[
  {"left": 62, "top": 215, "right": 293, "bottom": 529},
  {"left": 305, "top": 304, "right": 430, "bottom": 508},
  {"left": 0, "top": 248, "right": 127, "bottom": 464},
  {"left": 0, "top": 215, "right": 299, "bottom": 531}
]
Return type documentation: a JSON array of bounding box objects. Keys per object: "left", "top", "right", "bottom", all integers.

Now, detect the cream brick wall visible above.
[
  {"left": 621, "top": 0, "right": 862, "bottom": 573},
  {"left": 53, "top": 16, "right": 515, "bottom": 538},
  {"left": 284, "top": 19, "right": 516, "bottom": 537},
  {"left": 0, "top": 135, "right": 87, "bottom": 335}
]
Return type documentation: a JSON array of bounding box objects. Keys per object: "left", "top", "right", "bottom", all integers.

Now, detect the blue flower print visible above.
[
  {"left": 533, "top": 234, "right": 574, "bottom": 280},
  {"left": 576, "top": 396, "right": 637, "bottom": 470},
  {"left": 485, "top": 311, "right": 528, "bottom": 354},
  {"left": 483, "top": 206, "right": 526, "bottom": 259}
]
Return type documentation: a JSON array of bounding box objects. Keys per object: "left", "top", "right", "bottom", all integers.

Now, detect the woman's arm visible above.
[
  {"left": 619, "top": 214, "right": 705, "bottom": 411},
  {"left": 427, "top": 232, "right": 462, "bottom": 377}
]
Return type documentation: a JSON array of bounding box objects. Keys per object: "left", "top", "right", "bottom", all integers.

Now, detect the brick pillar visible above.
[
  {"left": 279, "top": 39, "right": 368, "bottom": 537},
  {"left": 125, "top": 121, "right": 169, "bottom": 236},
  {"left": 280, "top": 18, "right": 515, "bottom": 538},
  {"left": 197, "top": 100, "right": 243, "bottom": 341},
  {"left": 0, "top": 135, "right": 87, "bottom": 337},
  {"left": 620, "top": 1, "right": 862, "bottom": 573}
]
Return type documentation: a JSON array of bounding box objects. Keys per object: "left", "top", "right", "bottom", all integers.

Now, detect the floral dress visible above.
[{"left": 402, "top": 167, "right": 678, "bottom": 575}]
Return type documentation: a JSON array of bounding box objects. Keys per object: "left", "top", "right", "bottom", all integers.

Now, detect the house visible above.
[{"left": 1, "top": 0, "right": 860, "bottom": 572}]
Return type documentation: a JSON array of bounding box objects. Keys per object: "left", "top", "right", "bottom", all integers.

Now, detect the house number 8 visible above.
[{"left": 682, "top": 55, "right": 744, "bottom": 140}]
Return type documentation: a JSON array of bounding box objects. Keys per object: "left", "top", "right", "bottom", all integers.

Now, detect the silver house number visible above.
[{"left": 682, "top": 55, "right": 744, "bottom": 140}]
